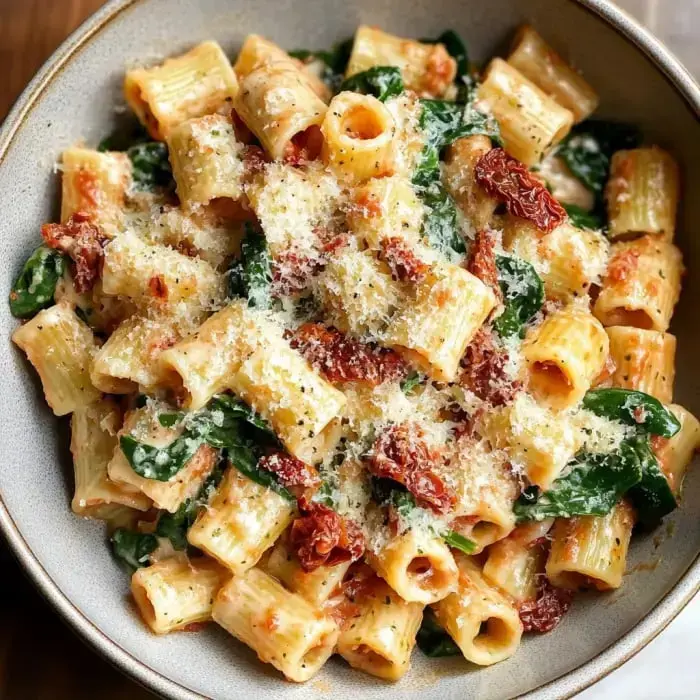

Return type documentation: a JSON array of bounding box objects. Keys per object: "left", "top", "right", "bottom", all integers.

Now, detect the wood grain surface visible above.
[
  {"left": 1, "top": 7, "right": 153, "bottom": 699},
  {"left": 0, "top": 1, "right": 697, "bottom": 699}
]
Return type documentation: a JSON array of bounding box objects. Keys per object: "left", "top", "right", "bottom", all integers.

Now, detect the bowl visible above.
[{"left": 1, "top": 1, "right": 699, "bottom": 698}]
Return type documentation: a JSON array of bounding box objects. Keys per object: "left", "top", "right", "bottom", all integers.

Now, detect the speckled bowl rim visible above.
[{"left": 0, "top": 1, "right": 699, "bottom": 698}]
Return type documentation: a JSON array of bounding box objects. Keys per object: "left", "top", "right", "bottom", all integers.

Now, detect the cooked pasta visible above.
[{"left": 8, "top": 21, "right": 697, "bottom": 686}]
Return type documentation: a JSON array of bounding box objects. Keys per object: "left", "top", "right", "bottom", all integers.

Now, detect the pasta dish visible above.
[{"left": 8, "top": 24, "right": 698, "bottom": 683}]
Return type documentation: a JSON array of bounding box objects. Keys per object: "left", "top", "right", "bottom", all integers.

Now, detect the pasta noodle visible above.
[{"left": 9, "top": 21, "right": 699, "bottom": 687}]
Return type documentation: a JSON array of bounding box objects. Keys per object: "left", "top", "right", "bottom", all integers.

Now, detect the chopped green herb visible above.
[
  {"left": 400, "top": 371, "right": 424, "bottom": 394},
  {"left": 442, "top": 530, "right": 477, "bottom": 555},
  {"left": 9, "top": 245, "right": 65, "bottom": 319}
]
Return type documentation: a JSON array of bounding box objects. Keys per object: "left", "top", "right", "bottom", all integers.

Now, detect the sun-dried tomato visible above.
[
  {"left": 272, "top": 250, "right": 322, "bottom": 296},
  {"left": 519, "top": 577, "right": 573, "bottom": 633},
  {"left": 290, "top": 502, "right": 365, "bottom": 572},
  {"left": 367, "top": 424, "right": 456, "bottom": 514},
  {"left": 466, "top": 230, "right": 503, "bottom": 302},
  {"left": 460, "top": 327, "right": 522, "bottom": 406},
  {"left": 258, "top": 450, "right": 320, "bottom": 490},
  {"left": 474, "top": 148, "right": 567, "bottom": 233},
  {"left": 378, "top": 237, "right": 429, "bottom": 283},
  {"left": 289, "top": 323, "right": 407, "bottom": 386},
  {"left": 41, "top": 212, "right": 108, "bottom": 293}
]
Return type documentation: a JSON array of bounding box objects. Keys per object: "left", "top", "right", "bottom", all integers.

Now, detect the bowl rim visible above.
[{"left": 0, "top": 1, "right": 698, "bottom": 698}]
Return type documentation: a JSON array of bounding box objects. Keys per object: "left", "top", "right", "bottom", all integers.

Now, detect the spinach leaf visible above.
[
  {"left": 582, "top": 388, "right": 681, "bottom": 438},
  {"left": 400, "top": 371, "right": 424, "bottom": 394},
  {"left": 158, "top": 411, "right": 185, "bottom": 428},
  {"left": 127, "top": 142, "right": 173, "bottom": 190},
  {"left": 416, "top": 609, "right": 461, "bottom": 657},
  {"left": 120, "top": 432, "right": 204, "bottom": 482},
  {"left": 627, "top": 435, "right": 677, "bottom": 526},
  {"left": 557, "top": 120, "right": 641, "bottom": 196},
  {"left": 514, "top": 441, "right": 643, "bottom": 522},
  {"left": 420, "top": 183, "right": 466, "bottom": 257},
  {"left": 421, "top": 30, "right": 469, "bottom": 79},
  {"left": 492, "top": 254, "right": 545, "bottom": 339},
  {"left": 110, "top": 529, "right": 158, "bottom": 571},
  {"left": 414, "top": 100, "right": 501, "bottom": 188},
  {"left": 442, "top": 530, "right": 477, "bottom": 555},
  {"left": 9, "top": 245, "right": 65, "bottom": 319},
  {"left": 563, "top": 203, "right": 604, "bottom": 231},
  {"left": 340, "top": 66, "right": 404, "bottom": 102},
  {"left": 289, "top": 37, "right": 353, "bottom": 92},
  {"left": 121, "top": 393, "right": 292, "bottom": 499},
  {"left": 98, "top": 119, "right": 150, "bottom": 153},
  {"left": 230, "top": 225, "right": 272, "bottom": 309}
]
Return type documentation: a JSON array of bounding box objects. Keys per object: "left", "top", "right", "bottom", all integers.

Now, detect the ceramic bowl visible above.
[{"left": 0, "top": 1, "right": 698, "bottom": 698}]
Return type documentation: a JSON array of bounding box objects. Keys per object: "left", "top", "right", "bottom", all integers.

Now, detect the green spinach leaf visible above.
[
  {"left": 110, "top": 529, "right": 158, "bottom": 571},
  {"left": 127, "top": 141, "right": 173, "bottom": 190},
  {"left": 514, "top": 441, "right": 643, "bottom": 522},
  {"left": 416, "top": 609, "right": 461, "bottom": 657},
  {"left": 120, "top": 432, "right": 204, "bottom": 482},
  {"left": 582, "top": 388, "right": 681, "bottom": 438},
  {"left": 340, "top": 66, "right": 404, "bottom": 102},
  {"left": 557, "top": 120, "right": 641, "bottom": 196},
  {"left": 563, "top": 203, "right": 604, "bottom": 231},
  {"left": 420, "top": 183, "right": 466, "bottom": 257},
  {"left": 492, "top": 254, "right": 545, "bottom": 339},
  {"left": 627, "top": 435, "right": 677, "bottom": 526},
  {"left": 230, "top": 225, "right": 272, "bottom": 309},
  {"left": 9, "top": 245, "right": 65, "bottom": 319}
]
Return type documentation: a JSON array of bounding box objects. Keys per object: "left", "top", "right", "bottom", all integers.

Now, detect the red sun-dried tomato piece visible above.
[
  {"left": 41, "top": 212, "right": 108, "bottom": 293},
  {"left": 290, "top": 502, "right": 365, "bottom": 572},
  {"left": 474, "top": 148, "right": 567, "bottom": 233},
  {"left": 378, "top": 236, "right": 429, "bottom": 283},
  {"left": 519, "top": 577, "right": 574, "bottom": 633},
  {"left": 289, "top": 323, "right": 407, "bottom": 386},
  {"left": 240, "top": 145, "right": 269, "bottom": 178},
  {"left": 367, "top": 424, "right": 456, "bottom": 514},
  {"left": 283, "top": 125, "right": 323, "bottom": 165},
  {"left": 259, "top": 451, "right": 320, "bottom": 490},
  {"left": 148, "top": 274, "right": 168, "bottom": 301},
  {"left": 460, "top": 327, "right": 522, "bottom": 406},
  {"left": 466, "top": 230, "right": 503, "bottom": 302}
]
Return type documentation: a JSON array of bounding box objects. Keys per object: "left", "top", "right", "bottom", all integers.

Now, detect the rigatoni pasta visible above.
[{"left": 8, "top": 20, "right": 699, "bottom": 687}]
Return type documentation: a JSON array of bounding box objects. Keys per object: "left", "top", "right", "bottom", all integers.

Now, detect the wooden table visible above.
[
  {"left": 1, "top": 1, "right": 698, "bottom": 698},
  {"left": 1, "top": 8, "right": 155, "bottom": 698}
]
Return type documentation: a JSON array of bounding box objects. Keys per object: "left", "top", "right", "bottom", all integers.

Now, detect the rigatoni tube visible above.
[
  {"left": 507, "top": 25, "right": 599, "bottom": 122},
  {"left": 477, "top": 58, "right": 574, "bottom": 166},
  {"left": 212, "top": 567, "right": 340, "bottom": 682},
  {"left": 132, "top": 557, "right": 229, "bottom": 634},
  {"left": 321, "top": 92, "right": 395, "bottom": 183}
]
